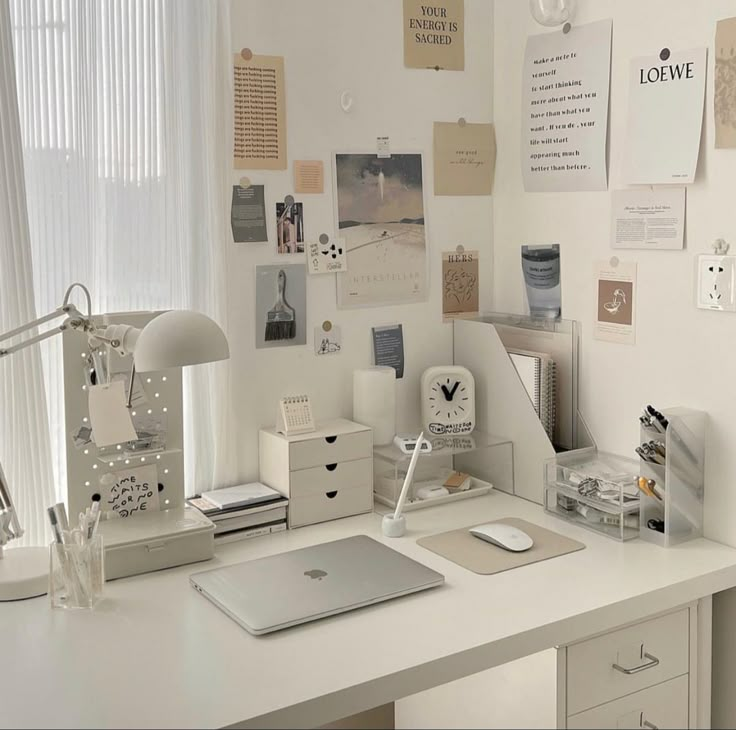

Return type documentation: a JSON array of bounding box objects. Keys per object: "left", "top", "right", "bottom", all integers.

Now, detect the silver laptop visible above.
[{"left": 190, "top": 534, "right": 445, "bottom": 635}]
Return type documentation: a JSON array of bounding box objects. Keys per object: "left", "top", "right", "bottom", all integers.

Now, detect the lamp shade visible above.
[{"left": 133, "top": 310, "right": 229, "bottom": 372}]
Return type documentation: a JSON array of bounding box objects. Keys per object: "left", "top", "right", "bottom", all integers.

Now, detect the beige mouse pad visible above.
[{"left": 417, "top": 517, "right": 585, "bottom": 575}]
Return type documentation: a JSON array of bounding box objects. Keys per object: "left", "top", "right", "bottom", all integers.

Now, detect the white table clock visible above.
[{"left": 421, "top": 366, "right": 475, "bottom": 436}]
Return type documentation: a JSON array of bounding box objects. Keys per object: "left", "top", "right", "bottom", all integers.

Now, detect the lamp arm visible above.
[
  {"left": 0, "top": 304, "right": 95, "bottom": 359},
  {"left": 0, "top": 283, "right": 95, "bottom": 359},
  {"left": 0, "top": 461, "right": 23, "bottom": 547}
]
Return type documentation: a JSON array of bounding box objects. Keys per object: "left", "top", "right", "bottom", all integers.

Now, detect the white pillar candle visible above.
[{"left": 353, "top": 367, "right": 396, "bottom": 446}]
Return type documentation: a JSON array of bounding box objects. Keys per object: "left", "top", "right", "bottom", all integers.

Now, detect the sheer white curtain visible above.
[
  {"left": 0, "top": 0, "right": 56, "bottom": 545},
  {"left": 7, "top": 0, "right": 238, "bottom": 544}
]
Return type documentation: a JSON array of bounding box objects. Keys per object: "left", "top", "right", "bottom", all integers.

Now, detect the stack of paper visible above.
[{"left": 188, "top": 482, "right": 288, "bottom": 543}]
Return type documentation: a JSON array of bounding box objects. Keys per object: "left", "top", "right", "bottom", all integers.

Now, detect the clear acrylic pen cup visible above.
[{"left": 49, "top": 535, "right": 104, "bottom": 609}]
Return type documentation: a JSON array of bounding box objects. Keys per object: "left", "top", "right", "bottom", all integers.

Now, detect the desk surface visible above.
[{"left": 5, "top": 492, "right": 736, "bottom": 729}]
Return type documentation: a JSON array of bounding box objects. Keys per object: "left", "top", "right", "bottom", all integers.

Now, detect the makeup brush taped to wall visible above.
[{"left": 265, "top": 269, "right": 296, "bottom": 341}]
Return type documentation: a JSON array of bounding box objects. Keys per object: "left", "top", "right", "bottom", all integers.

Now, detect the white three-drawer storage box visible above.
[{"left": 259, "top": 419, "right": 373, "bottom": 528}]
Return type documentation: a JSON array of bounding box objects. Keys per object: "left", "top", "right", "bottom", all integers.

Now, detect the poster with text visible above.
[
  {"left": 403, "top": 0, "right": 464, "bottom": 71},
  {"left": 522, "top": 19, "right": 612, "bottom": 193},
  {"left": 231, "top": 185, "right": 267, "bottom": 243},
  {"left": 335, "top": 153, "right": 427, "bottom": 308},
  {"left": 434, "top": 122, "right": 495, "bottom": 195},
  {"left": 594, "top": 260, "right": 637, "bottom": 345},
  {"left": 716, "top": 18, "right": 736, "bottom": 149},
  {"left": 611, "top": 188, "right": 685, "bottom": 250},
  {"left": 233, "top": 54, "right": 286, "bottom": 170},
  {"left": 623, "top": 48, "right": 707, "bottom": 184}
]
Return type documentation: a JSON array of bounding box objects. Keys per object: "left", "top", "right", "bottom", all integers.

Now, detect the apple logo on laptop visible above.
[{"left": 304, "top": 569, "right": 327, "bottom": 581}]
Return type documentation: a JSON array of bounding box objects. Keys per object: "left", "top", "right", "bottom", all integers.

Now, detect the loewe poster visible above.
[
  {"left": 623, "top": 48, "right": 707, "bottom": 184},
  {"left": 335, "top": 154, "right": 427, "bottom": 308}
]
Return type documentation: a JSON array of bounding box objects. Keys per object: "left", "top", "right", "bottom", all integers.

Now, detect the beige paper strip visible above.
[
  {"left": 716, "top": 17, "right": 736, "bottom": 149},
  {"left": 233, "top": 54, "right": 287, "bottom": 170}
]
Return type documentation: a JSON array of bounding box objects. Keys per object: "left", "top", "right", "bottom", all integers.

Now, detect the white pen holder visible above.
[
  {"left": 49, "top": 536, "right": 104, "bottom": 610},
  {"left": 382, "top": 514, "right": 407, "bottom": 538}
]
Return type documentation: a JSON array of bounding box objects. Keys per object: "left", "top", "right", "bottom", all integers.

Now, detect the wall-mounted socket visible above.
[{"left": 697, "top": 255, "right": 736, "bottom": 311}]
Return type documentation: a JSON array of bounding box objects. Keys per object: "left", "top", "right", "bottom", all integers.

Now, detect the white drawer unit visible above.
[
  {"left": 566, "top": 609, "right": 689, "bottom": 716},
  {"left": 557, "top": 606, "right": 697, "bottom": 729},
  {"left": 260, "top": 419, "right": 373, "bottom": 528},
  {"left": 567, "top": 675, "right": 689, "bottom": 730}
]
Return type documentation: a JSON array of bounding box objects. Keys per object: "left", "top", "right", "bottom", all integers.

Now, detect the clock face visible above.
[
  {"left": 428, "top": 376, "right": 471, "bottom": 422},
  {"left": 421, "top": 366, "right": 475, "bottom": 436}
]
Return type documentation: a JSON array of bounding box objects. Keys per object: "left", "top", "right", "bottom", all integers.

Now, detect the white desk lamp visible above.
[{"left": 0, "top": 283, "right": 229, "bottom": 601}]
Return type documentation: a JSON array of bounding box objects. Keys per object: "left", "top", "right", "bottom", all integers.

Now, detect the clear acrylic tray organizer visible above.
[
  {"left": 373, "top": 431, "right": 513, "bottom": 512},
  {"left": 544, "top": 448, "right": 641, "bottom": 541}
]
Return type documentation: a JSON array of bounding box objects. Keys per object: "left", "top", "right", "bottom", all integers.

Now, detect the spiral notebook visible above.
[{"left": 507, "top": 348, "right": 557, "bottom": 442}]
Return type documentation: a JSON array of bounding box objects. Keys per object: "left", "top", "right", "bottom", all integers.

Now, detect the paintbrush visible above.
[{"left": 265, "top": 269, "right": 296, "bottom": 341}]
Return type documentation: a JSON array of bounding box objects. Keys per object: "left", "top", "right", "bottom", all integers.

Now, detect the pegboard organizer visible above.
[{"left": 63, "top": 312, "right": 185, "bottom": 519}]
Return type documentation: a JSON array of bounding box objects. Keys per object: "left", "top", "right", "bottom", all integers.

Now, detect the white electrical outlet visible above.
[{"left": 697, "top": 255, "right": 736, "bottom": 311}]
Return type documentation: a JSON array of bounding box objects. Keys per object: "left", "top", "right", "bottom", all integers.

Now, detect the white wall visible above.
[
  {"left": 493, "top": 0, "right": 736, "bottom": 547},
  {"left": 227, "top": 0, "right": 494, "bottom": 480},
  {"left": 492, "top": 3, "right": 736, "bottom": 725}
]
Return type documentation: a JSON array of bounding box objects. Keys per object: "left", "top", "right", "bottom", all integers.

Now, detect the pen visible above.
[
  {"left": 53, "top": 502, "right": 70, "bottom": 543},
  {"left": 88, "top": 501, "right": 101, "bottom": 541},
  {"left": 394, "top": 432, "right": 425, "bottom": 521},
  {"left": 47, "top": 506, "right": 63, "bottom": 544}
]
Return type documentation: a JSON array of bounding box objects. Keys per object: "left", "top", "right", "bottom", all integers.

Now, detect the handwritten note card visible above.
[
  {"left": 233, "top": 54, "right": 286, "bottom": 170},
  {"left": 434, "top": 122, "right": 496, "bottom": 195},
  {"left": 522, "top": 20, "right": 612, "bottom": 192},
  {"left": 307, "top": 237, "right": 347, "bottom": 274},
  {"left": 100, "top": 465, "right": 159, "bottom": 519}
]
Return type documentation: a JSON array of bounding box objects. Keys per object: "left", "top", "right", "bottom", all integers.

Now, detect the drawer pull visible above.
[
  {"left": 612, "top": 652, "right": 660, "bottom": 675},
  {"left": 325, "top": 463, "right": 338, "bottom": 472},
  {"left": 642, "top": 722, "right": 658, "bottom": 730},
  {"left": 325, "top": 436, "right": 337, "bottom": 444},
  {"left": 325, "top": 491, "right": 338, "bottom": 499}
]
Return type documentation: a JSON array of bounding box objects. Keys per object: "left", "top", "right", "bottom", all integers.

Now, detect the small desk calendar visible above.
[{"left": 277, "top": 395, "right": 315, "bottom": 435}]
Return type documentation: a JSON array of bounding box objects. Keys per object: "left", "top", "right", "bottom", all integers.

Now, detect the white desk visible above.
[{"left": 5, "top": 491, "right": 736, "bottom": 729}]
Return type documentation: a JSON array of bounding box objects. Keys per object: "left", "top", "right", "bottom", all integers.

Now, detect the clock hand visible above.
[
  {"left": 440, "top": 384, "right": 452, "bottom": 401},
  {"left": 447, "top": 381, "right": 460, "bottom": 400}
]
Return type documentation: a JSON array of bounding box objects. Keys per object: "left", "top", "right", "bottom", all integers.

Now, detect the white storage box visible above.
[
  {"left": 259, "top": 419, "right": 373, "bottom": 528},
  {"left": 99, "top": 505, "right": 215, "bottom": 580}
]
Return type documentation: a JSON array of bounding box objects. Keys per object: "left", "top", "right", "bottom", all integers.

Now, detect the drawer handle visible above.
[
  {"left": 325, "top": 491, "right": 338, "bottom": 499},
  {"left": 642, "top": 722, "right": 658, "bottom": 730},
  {"left": 325, "top": 463, "right": 338, "bottom": 472},
  {"left": 612, "top": 652, "right": 660, "bottom": 675},
  {"left": 325, "top": 436, "right": 337, "bottom": 444}
]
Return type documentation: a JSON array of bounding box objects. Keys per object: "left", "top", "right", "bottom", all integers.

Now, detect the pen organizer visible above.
[
  {"left": 49, "top": 535, "right": 104, "bottom": 609},
  {"left": 544, "top": 448, "right": 641, "bottom": 541},
  {"left": 638, "top": 407, "right": 706, "bottom": 547}
]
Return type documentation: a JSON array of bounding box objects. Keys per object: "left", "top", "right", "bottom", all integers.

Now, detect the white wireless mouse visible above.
[{"left": 469, "top": 523, "right": 534, "bottom": 552}]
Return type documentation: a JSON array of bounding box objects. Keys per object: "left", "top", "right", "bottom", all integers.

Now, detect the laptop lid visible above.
[{"left": 190, "top": 534, "right": 445, "bottom": 635}]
